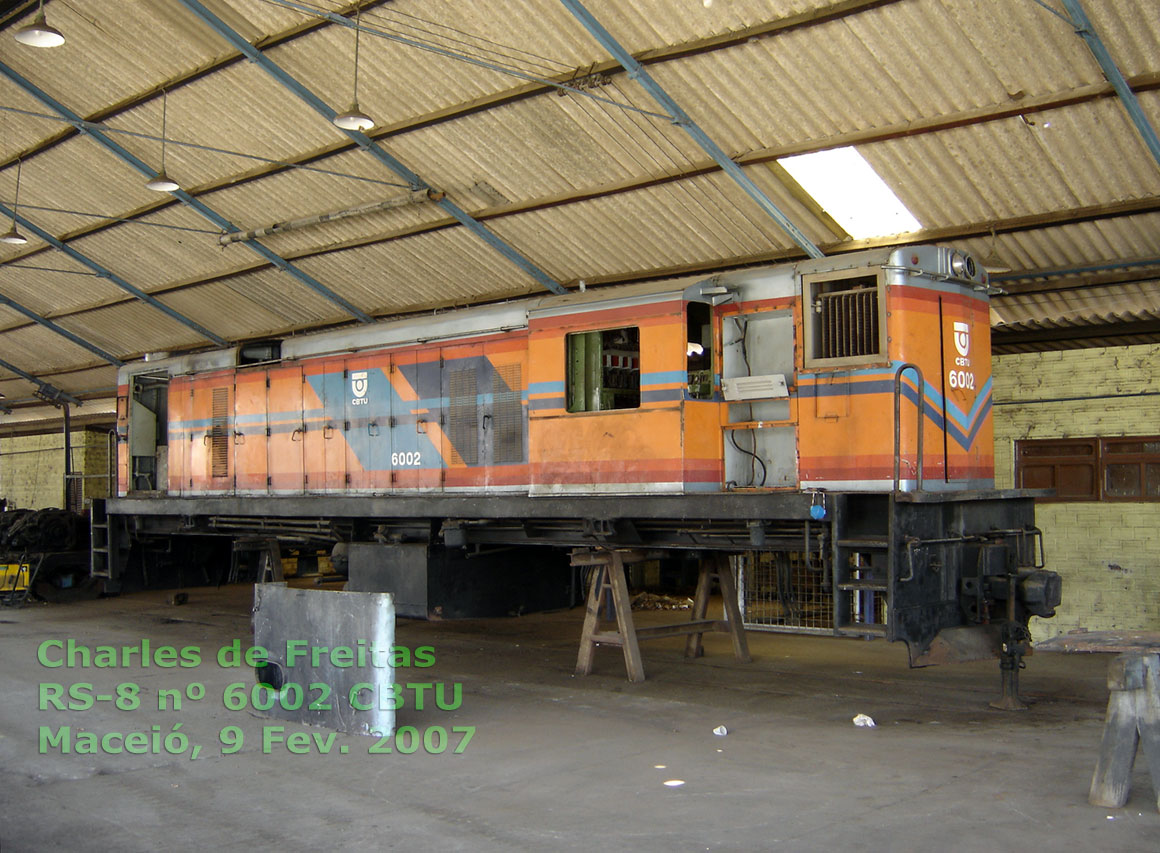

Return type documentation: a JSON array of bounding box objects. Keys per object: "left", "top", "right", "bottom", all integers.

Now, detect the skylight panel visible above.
[{"left": 778, "top": 147, "right": 921, "bottom": 240}]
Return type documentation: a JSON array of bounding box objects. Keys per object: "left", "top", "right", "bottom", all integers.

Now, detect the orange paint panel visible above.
[
  {"left": 530, "top": 459, "right": 686, "bottom": 485},
  {"left": 528, "top": 299, "right": 683, "bottom": 333},
  {"left": 684, "top": 401, "right": 724, "bottom": 485},
  {"left": 233, "top": 370, "right": 268, "bottom": 494},
  {"left": 187, "top": 381, "right": 232, "bottom": 494},
  {"left": 302, "top": 357, "right": 346, "bottom": 492},
  {"left": 530, "top": 408, "right": 684, "bottom": 487},
  {"left": 117, "top": 442, "right": 129, "bottom": 497},
  {"left": 166, "top": 378, "right": 190, "bottom": 495},
  {"left": 266, "top": 364, "right": 304, "bottom": 493},
  {"left": 443, "top": 464, "right": 531, "bottom": 489}
]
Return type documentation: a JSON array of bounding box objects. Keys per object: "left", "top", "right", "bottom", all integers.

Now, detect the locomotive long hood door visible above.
[{"left": 266, "top": 364, "right": 305, "bottom": 495}]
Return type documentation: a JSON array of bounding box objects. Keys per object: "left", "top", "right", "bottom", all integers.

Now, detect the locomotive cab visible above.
[{"left": 526, "top": 283, "right": 724, "bottom": 494}]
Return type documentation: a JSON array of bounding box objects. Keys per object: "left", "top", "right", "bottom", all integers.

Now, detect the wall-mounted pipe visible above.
[
  {"left": 219, "top": 189, "right": 442, "bottom": 246},
  {"left": 992, "top": 256, "right": 1160, "bottom": 282}
]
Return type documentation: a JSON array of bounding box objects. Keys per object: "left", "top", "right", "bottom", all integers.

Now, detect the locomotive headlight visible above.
[{"left": 950, "top": 252, "right": 977, "bottom": 279}]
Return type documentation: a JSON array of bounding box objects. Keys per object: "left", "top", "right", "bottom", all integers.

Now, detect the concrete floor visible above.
[{"left": 1, "top": 585, "right": 1156, "bottom": 852}]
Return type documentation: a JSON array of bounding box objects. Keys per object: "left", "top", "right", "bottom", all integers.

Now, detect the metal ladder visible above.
[
  {"left": 90, "top": 498, "right": 113, "bottom": 581},
  {"left": 833, "top": 525, "right": 891, "bottom": 638}
]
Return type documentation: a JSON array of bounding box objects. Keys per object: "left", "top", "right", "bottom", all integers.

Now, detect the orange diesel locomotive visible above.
[{"left": 103, "top": 245, "right": 1059, "bottom": 686}]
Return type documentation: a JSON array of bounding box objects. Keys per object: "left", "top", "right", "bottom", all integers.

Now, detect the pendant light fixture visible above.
[
  {"left": 333, "top": 5, "right": 374, "bottom": 131},
  {"left": 145, "top": 90, "right": 180, "bottom": 193},
  {"left": 2, "top": 160, "right": 29, "bottom": 245},
  {"left": 15, "top": 0, "right": 65, "bottom": 48}
]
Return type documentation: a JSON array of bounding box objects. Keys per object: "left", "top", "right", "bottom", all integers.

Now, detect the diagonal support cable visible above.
[
  {"left": 264, "top": 0, "right": 672, "bottom": 121},
  {"left": 558, "top": 0, "right": 824, "bottom": 259},
  {"left": 1059, "top": 0, "right": 1160, "bottom": 171},
  {"left": 177, "top": 0, "right": 567, "bottom": 295},
  {"left": 0, "top": 61, "right": 374, "bottom": 325}
]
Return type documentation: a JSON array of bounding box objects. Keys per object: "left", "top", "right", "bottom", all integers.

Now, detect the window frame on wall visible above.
[{"left": 1015, "top": 435, "right": 1160, "bottom": 502}]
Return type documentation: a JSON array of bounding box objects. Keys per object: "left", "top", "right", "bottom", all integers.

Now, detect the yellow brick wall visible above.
[
  {"left": 992, "top": 343, "right": 1160, "bottom": 639},
  {"left": 0, "top": 428, "right": 114, "bottom": 510}
]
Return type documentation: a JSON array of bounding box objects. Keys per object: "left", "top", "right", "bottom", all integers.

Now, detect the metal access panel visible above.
[
  {"left": 722, "top": 310, "right": 794, "bottom": 422},
  {"left": 252, "top": 583, "right": 395, "bottom": 736},
  {"left": 724, "top": 426, "right": 797, "bottom": 489},
  {"left": 348, "top": 542, "right": 429, "bottom": 617}
]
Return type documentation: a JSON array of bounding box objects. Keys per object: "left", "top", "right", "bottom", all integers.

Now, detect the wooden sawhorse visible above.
[
  {"left": 1037, "top": 631, "right": 1160, "bottom": 812},
  {"left": 223, "top": 537, "right": 283, "bottom": 586},
  {"left": 1091, "top": 651, "right": 1160, "bottom": 811},
  {"left": 572, "top": 549, "right": 751, "bottom": 683}
]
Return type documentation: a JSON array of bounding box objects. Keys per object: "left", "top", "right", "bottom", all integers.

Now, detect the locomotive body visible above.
[
  {"left": 120, "top": 245, "right": 992, "bottom": 499},
  {"left": 102, "top": 245, "right": 1059, "bottom": 671}
]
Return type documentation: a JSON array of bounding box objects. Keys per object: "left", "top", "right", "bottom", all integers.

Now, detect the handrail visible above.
[
  {"left": 107, "top": 429, "right": 117, "bottom": 497},
  {"left": 893, "top": 363, "right": 925, "bottom": 493}
]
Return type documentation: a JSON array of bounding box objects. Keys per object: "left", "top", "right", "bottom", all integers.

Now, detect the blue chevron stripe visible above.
[{"left": 801, "top": 363, "right": 992, "bottom": 452}]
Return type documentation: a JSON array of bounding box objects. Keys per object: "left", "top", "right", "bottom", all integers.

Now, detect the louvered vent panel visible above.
[
  {"left": 448, "top": 368, "right": 479, "bottom": 466},
  {"left": 211, "top": 387, "right": 230, "bottom": 479},
  {"left": 493, "top": 364, "right": 524, "bottom": 465}
]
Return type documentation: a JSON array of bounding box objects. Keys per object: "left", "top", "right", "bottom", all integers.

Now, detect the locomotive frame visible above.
[{"left": 97, "top": 245, "right": 1061, "bottom": 700}]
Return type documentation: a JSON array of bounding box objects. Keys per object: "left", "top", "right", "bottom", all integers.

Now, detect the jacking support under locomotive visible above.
[{"left": 96, "top": 245, "right": 1062, "bottom": 702}]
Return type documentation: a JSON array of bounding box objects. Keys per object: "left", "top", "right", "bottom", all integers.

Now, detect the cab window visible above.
[{"left": 566, "top": 327, "right": 640, "bottom": 412}]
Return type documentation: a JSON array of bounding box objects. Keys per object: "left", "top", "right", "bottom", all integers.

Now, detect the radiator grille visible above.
[
  {"left": 493, "top": 364, "right": 524, "bottom": 464},
  {"left": 448, "top": 368, "right": 479, "bottom": 466},
  {"left": 818, "top": 287, "right": 879, "bottom": 359},
  {"left": 211, "top": 387, "right": 229, "bottom": 479}
]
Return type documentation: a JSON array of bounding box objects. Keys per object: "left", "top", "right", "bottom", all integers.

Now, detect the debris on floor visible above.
[
  {"left": 712, "top": 725, "right": 728, "bottom": 736},
  {"left": 852, "top": 714, "right": 877, "bottom": 728},
  {"left": 631, "top": 592, "right": 694, "bottom": 610}
]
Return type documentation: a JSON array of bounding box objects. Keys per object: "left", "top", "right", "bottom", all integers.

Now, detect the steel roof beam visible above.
[
  {"left": 0, "top": 200, "right": 227, "bottom": 347},
  {"left": 0, "top": 268, "right": 123, "bottom": 366},
  {"left": 0, "top": 62, "right": 373, "bottom": 326},
  {"left": 1059, "top": 0, "right": 1160, "bottom": 171},
  {"left": 992, "top": 256, "right": 1160, "bottom": 283},
  {"left": 176, "top": 0, "right": 567, "bottom": 296},
  {"left": 0, "top": 355, "right": 81, "bottom": 407},
  {"left": 4, "top": 192, "right": 1159, "bottom": 339},
  {"left": 558, "top": 0, "right": 824, "bottom": 260}
]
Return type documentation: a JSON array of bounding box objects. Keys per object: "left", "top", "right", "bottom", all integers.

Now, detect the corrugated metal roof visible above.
[
  {"left": 995, "top": 280, "right": 1160, "bottom": 326},
  {"left": 0, "top": 0, "right": 1158, "bottom": 419}
]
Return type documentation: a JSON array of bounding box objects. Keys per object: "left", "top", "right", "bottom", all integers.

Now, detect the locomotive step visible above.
[
  {"left": 837, "top": 580, "right": 889, "bottom": 591},
  {"left": 838, "top": 623, "right": 888, "bottom": 636},
  {"left": 836, "top": 537, "right": 890, "bottom": 549}
]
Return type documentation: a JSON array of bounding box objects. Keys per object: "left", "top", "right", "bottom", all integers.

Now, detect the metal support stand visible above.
[
  {"left": 573, "top": 549, "right": 751, "bottom": 683},
  {"left": 991, "top": 629, "right": 1028, "bottom": 711},
  {"left": 991, "top": 575, "right": 1030, "bottom": 711}
]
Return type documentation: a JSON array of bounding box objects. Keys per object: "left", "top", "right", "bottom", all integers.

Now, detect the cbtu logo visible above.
[
  {"left": 952, "top": 322, "right": 970, "bottom": 358},
  {"left": 351, "top": 371, "right": 369, "bottom": 405}
]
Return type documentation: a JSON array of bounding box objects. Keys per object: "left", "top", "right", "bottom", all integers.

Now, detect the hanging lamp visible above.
[
  {"left": 15, "top": 0, "right": 65, "bottom": 48},
  {"left": 145, "top": 90, "right": 180, "bottom": 192},
  {"left": 2, "top": 160, "right": 28, "bottom": 245},
  {"left": 333, "top": 6, "right": 374, "bottom": 131}
]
